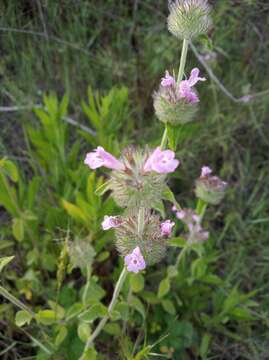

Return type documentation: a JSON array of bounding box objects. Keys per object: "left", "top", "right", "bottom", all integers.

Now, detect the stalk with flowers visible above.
[{"left": 81, "top": 1, "right": 227, "bottom": 357}]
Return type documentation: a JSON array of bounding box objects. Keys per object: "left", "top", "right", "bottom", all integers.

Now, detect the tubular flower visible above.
[
  {"left": 195, "top": 167, "right": 228, "bottom": 205},
  {"left": 160, "top": 220, "right": 175, "bottom": 237},
  {"left": 153, "top": 68, "right": 205, "bottom": 125},
  {"left": 84, "top": 146, "right": 125, "bottom": 171},
  {"left": 101, "top": 216, "right": 123, "bottom": 230},
  {"left": 124, "top": 247, "right": 146, "bottom": 273},
  {"left": 178, "top": 68, "right": 206, "bottom": 103},
  {"left": 144, "top": 147, "right": 179, "bottom": 174}
]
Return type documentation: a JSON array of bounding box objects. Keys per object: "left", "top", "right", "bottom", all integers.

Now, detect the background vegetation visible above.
[{"left": 0, "top": 0, "right": 269, "bottom": 359}]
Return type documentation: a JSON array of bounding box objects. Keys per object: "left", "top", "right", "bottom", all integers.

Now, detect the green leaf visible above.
[
  {"left": 55, "top": 326, "right": 68, "bottom": 347},
  {"left": 130, "top": 273, "right": 144, "bottom": 293},
  {"left": 61, "top": 199, "right": 88, "bottom": 224},
  {"left": 104, "top": 323, "right": 121, "bottom": 335},
  {"left": 0, "top": 159, "right": 19, "bottom": 182},
  {"left": 114, "top": 301, "right": 129, "bottom": 321},
  {"left": 15, "top": 310, "right": 33, "bottom": 327},
  {"left": 161, "top": 299, "right": 176, "bottom": 315},
  {"left": 36, "top": 310, "right": 59, "bottom": 325},
  {"left": 162, "top": 186, "right": 179, "bottom": 206},
  {"left": 191, "top": 258, "right": 207, "bottom": 279},
  {"left": 158, "top": 278, "right": 170, "bottom": 298},
  {"left": 200, "top": 333, "right": 211, "bottom": 359},
  {"left": 0, "top": 256, "right": 14, "bottom": 273},
  {"left": 130, "top": 296, "right": 145, "bottom": 320},
  {"left": 95, "top": 181, "right": 110, "bottom": 196},
  {"left": 78, "top": 322, "right": 91, "bottom": 342},
  {"left": 168, "top": 237, "right": 187, "bottom": 248},
  {"left": 12, "top": 218, "right": 24, "bottom": 242},
  {"left": 79, "top": 303, "right": 108, "bottom": 323},
  {"left": 84, "top": 348, "right": 97, "bottom": 360}
]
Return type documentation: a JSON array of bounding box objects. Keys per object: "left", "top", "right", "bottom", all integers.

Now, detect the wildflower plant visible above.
[{"left": 79, "top": 0, "right": 227, "bottom": 357}]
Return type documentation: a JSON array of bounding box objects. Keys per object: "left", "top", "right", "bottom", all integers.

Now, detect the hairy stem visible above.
[
  {"left": 159, "top": 38, "right": 189, "bottom": 149},
  {"left": 177, "top": 39, "right": 189, "bottom": 85},
  {"left": 81, "top": 267, "right": 128, "bottom": 357},
  {"left": 0, "top": 285, "right": 35, "bottom": 317}
]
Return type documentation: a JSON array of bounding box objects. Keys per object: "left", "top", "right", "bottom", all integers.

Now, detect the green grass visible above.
[{"left": 1, "top": 1, "right": 269, "bottom": 359}]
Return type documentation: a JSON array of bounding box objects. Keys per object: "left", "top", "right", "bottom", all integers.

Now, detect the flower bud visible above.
[
  {"left": 114, "top": 209, "right": 168, "bottom": 265},
  {"left": 195, "top": 166, "right": 227, "bottom": 205},
  {"left": 168, "top": 0, "right": 212, "bottom": 40}
]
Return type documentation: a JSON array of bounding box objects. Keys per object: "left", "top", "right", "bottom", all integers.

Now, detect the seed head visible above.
[{"left": 168, "top": 0, "right": 212, "bottom": 40}]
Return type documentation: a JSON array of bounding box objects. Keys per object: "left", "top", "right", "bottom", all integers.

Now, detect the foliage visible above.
[{"left": 0, "top": 1, "right": 269, "bottom": 359}]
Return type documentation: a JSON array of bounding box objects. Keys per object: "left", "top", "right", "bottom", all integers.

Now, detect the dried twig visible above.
[{"left": 0, "top": 105, "right": 96, "bottom": 136}]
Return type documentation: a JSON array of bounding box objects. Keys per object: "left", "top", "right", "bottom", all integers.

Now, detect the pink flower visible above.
[
  {"left": 161, "top": 220, "right": 175, "bottom": 237},
  {"left": 172, "top": 205, "right": 177, "bottom": 212},
  {"left": 101, "top": 216, "right": 122, "bottom": 230},
  {"left": 144, "top": 147, "right": 179, "bottom": 174},
  {"left": 84, "top": 147, "right": 125, "bottom": 171},
  {"left": 161, "top": 71, "right": 176, "bottom": 87},
  {"left": 176, "top": 210, "right": 186, "bottom": 219},
  {"left": 124, "top": 247, "right": 146, "bottom": 273},
  {"left": 201, "top": 166, "right": 212, "bottom": 177},
  {"left": 179, "top": 68, "right": 206, "bottom": 103}
]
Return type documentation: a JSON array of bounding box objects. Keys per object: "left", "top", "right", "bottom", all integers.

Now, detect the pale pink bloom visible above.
[
  {"left": 84, "top": 147, "right": 125, "bottom": 171},
  {"left": 176, "top": 210, "right": 186, "bottom": 219},
  {"left": 201, "top": 166, "right": 212, "bottom": 177},
  {"left": 240, "top": 95, "right": 252, "bottom": 103},
  {"left": 124, "top": 247, "right": 146, "bottom": 273},
  {"left": 172, "top": 205, "right": 177, "bottom": 212},
  {"left": 192, "top": 214, "right": 200, "bottom": 223},
  {"left": 161, "top": 70, "right": 176, "bottom": 87},
  {"left": 144, "top": 147, "right": 179, "bottom": 174},
  {"left": 161, "top": 220, "right": 175, "bottom": 236},
  {"left": 101, "top": 216, "right": 122, "bottom": 230},
  {"left": 179, "top": 68, "right": 206, "bottom": 103}
]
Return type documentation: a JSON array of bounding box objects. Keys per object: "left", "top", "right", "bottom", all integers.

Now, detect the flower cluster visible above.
[
  {"left": 85, "top": 147, "right": 179, "bottom": 272},
  {"left": 168, "top": 0, "right": 212, "bottom": 40},
  {"left": 173, "top": 207, "right": 209, "bottom": 244},
  {"left": 101, "top": 210, "right": 175, "bottom": 271},
  {"left": 195, "top": 166, "right": 227, "bottom": 205},
  {"left": 85, "top": 146, "right": 179, "bottom": 208},
  {"left": 153, "top": 68, "right": 205, "bottom": 125}
]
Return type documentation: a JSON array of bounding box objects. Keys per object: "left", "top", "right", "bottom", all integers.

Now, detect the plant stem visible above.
[
  {"left": 81, "top": 267, "right": 128, "bottom": 357},
  {"left": 177, "top": 39, "right": 189, "bottom": 85},
  {"left": 159, "top": 38, "right": 189, "bottom": 149},
  {"left": 160, "top": 126, "right": 168, "bottom": 150},
  {"left": 175, "top": 246, "right": 188, "bottom": 268},
  {"left": 196, "top": 198, "right": 207, "bottom": 219},
  {"left": 0, "top": 285, "right": 35, "bottom": 317}
]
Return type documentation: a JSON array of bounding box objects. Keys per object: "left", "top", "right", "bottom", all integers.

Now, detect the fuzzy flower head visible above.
[
  {"left": 161, "top": 220, "right": 175, "bottom": 237},
  {"left": 168, "top": 0, "right": 212, "bottom": 40},
  {"left": 115, "top": 209, "right": 167, "bottom": 266},
  {"left": 124, "top": 247, "right": 146, "bottom": 273},
  {"left": 144, "top": 147, "right": 179, "bottom": 174},
  {"left": 84, "top": 147, "right": 125, "bottom": 171},
  {"left": 153, "top": 68, "right": 205, "bottom": 125},
  {"left": 195, "top": 166, "right": 228, "bottom": 205},
  {"left": 108, "top": 147, "right": 169, "bottom": 208},
  {"left": 101, "top": 216, "right": 123, "bottom": 230}
]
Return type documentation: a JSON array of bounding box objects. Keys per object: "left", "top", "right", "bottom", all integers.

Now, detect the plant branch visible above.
[{"left": 81, "top": 267, "right": 128, "bottom": 357}]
